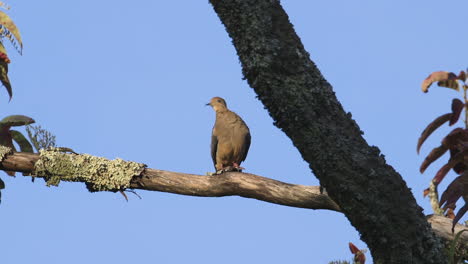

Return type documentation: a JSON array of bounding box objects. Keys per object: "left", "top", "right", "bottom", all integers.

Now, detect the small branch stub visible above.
[{"left": 33, "top": 149, "right": 146, "bottom": 192}]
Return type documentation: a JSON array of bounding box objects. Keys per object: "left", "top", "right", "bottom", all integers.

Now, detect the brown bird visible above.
[{"left": 207, "top": 97, "right": 251, "bottom": 173}]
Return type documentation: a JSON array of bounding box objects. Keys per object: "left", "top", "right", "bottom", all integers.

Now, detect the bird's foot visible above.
[
  {"left": 232, "top": 163, "right": 245, "bottom": 172},
  {"left": 218, "top": 165, "right": 244, "bottom": 173},
  {"left": 208, "top": 165, "right": 245, "bottom": 175},
  {"left": 206, "top": 170, "right": 225, "bottom": 175}
]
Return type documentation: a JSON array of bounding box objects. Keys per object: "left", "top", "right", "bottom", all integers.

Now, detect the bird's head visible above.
[{"left": 206, "top": 97, "right": 228, "bottom": 112}]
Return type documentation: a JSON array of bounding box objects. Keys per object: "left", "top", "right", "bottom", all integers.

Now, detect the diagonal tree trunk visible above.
[{"left": 209, "top": 0, "right": 447, "bottom": 263}]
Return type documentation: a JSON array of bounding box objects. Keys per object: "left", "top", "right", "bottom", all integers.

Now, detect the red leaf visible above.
[
  {"left": 349, "top": 242, "right": 366, "bottom": 264},
  {"left": 440, "top": 173, "right": 467, "bottom": 208},
  {"left": 423, "top": 188, "right": 430, "bottom": 197},
  {"left": 433, "top": 151, "right": 468, "bottom": 185},
  {"left": 441, "top": 128, "right": 468, "bottom": 148},
  {"left": 445, "top": 208, "right": 455, "bottom": 219},
  {"left": 434, "top": 162, "right": 456, "bottom": 185},
  {"left": 450, "top": 143, "right": 468, "bottom": 174},
  {"left": 449, "top": 99, "right": 465, "bottom": 126},
  {"left": 450, "top": 148, "right": 468, "bottom": 174},
  {"left": 422, "top": 71, "right": 459, "bottom": 93},
  {"left": 452, "top": 203, "right": 468, "bottom": 232},
  {"left": 417, "top": 113, "right": 451, "bottom": 154},
  {"left": 438, "top": 80, "right": 459, "bottom": 90},
  {"left": 420, "top": 145, "right": 448, "bottom": 173},
  {"left": 349, "top": 242, "right": 359, "bottom": 254},
  {"left": 421, "top": 128, "right": 468, "bottom": 174},
  {"left": 0, "top": 60, "right": 11, "bottom": 100}
]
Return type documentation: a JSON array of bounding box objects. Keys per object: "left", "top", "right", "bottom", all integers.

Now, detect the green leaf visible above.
[
  {"left": 0, "top": 10, "right": 22, "bottom": 54},
  {"left": 10, "top": 130, "right": 33, "bottom": 152},
  {"left": 0, "top": 128, "right": 14, "bottom": 176},
  {"left": 0, "top": 115, "right": 35, "bottom": 127},
  {"left": 451, "top": 203, "right": 468, "bottom": 233},
  {"left": 448, "top": 229, "right": 467, "bottom": 263}
]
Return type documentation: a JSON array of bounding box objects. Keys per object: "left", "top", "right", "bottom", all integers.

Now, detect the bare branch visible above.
[
  {"left": 428, "top": 215, "right": 468, "bottom": 242},
  {"left": 427, "top": 215, "right": 468, "bottom": 257},
  {"left": 130, "top": 169, "right": 340, "bottom": 211}
]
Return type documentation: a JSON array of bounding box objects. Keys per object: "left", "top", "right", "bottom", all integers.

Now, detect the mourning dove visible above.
[{"left": 207, "top": 97, "right": 251, "bottom": 173}]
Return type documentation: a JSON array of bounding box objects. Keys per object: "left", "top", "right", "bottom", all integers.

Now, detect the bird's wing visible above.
[
  {"left": 210, "top": 133, "right": 218, "bottom": 168},
  {"left": 240, "top": 131, "right": 251, "bottom": 162}
]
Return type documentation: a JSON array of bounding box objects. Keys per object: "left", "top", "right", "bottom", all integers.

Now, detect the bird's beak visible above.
[{"left": 206, "top": 103, "right": 211, "bottom": 106}]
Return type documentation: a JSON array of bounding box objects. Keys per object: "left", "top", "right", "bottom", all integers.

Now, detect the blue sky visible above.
[{"left": 1, "top": 1, "right": 467, "bottom": 263}]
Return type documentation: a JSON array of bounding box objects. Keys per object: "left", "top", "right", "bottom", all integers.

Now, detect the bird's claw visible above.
[
  {"left": 232, "top": 163, "right": 245, "bottom": 171},
  {"left": 205, "top": 170, "right": 225, "bottom": 175},
  {"left": 217, "top": 166, "right": 244, "bottom": 174}
]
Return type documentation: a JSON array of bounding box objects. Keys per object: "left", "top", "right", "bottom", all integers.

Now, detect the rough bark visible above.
[
  {"left": 209, "top": 0, "right": 447, "bottom": 263},
  {"left": 2, "top": 152, "right": 466, "bottom": 251}
]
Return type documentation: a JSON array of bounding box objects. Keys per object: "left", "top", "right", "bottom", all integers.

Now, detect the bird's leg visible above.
[
  {"left": 217, "top": 166, "right": 233, "bottom": 174},
  {"left": 212, "top": 163, "right": 245, "bottom": 174},
  {"left": 215, "top": 166, "right": 235, "bottom": 174},
  {"left": 214, "top": 169, "right": 225, "bottom": 175},
  {"left": 232, "top": 162, "right": 245, "bottom": 172},
  {"left": 214, "top": 164, "right": 226, "bottom": 175}
]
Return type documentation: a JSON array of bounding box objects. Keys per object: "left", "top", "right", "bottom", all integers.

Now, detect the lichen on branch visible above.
[
  {"left": 0, "top": 145, "right": 12, "bottom": 161},
  {"left": 33, "top": 148, "right": 146, "bottom": 192}
]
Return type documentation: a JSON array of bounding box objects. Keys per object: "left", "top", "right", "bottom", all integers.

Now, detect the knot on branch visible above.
[{"left": 34, "top": 149, "right": 147, "bottom": 192}]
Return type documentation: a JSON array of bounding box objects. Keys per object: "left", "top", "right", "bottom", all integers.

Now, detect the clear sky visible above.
[{"left": 1, "top": 1, "right": 467, "bottom": 263}]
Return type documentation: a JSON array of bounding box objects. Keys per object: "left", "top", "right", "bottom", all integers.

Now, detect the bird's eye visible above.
[{"left": 217, "top": 99, "right": 222, "bottom": 103}]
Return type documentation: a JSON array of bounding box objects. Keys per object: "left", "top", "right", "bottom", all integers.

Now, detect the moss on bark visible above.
[{"left": 34, "top": 149, "right": 146, "bottom": 192}]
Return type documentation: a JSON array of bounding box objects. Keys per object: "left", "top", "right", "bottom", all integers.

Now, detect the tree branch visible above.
[
  {"left": 427, "top": 215, "right": 468, "bottom": 258},
  {"left": 132, "top": 169, "right": 340, "bottom": 210},
  {"left": 1, "top": 152, "right": 340, "bottom": 211},
  {"left": 1, "top": 151, "right": 466, "bottom": 250}
]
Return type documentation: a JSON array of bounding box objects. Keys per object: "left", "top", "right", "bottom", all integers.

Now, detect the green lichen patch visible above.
[
  {"left": 34, "top": 149, "right": 146, "bottom": 192},
  {"left": 0, "top": 145, "right": 12, "bottom": 161}
]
